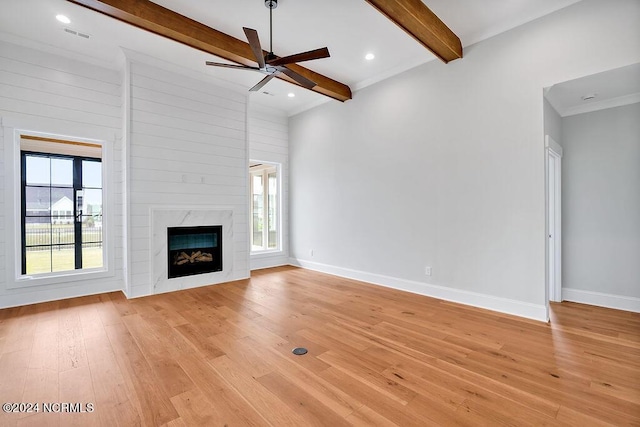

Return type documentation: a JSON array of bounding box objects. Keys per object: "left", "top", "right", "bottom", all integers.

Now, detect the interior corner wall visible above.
[
  {"left": 247, "top": 102, "right": 289, "bottom": 270},
  {"left": 0, "top": 40, "right": 124, "bottom": 308},
  {"left": 561, "top": 103, "right": 640, "bottom": 306},
  {"left": 288, "top": 0, "right": 640, "bottom": 320},
  {"left": 126, "top": 61, "right": 249, "bottom": 298}
]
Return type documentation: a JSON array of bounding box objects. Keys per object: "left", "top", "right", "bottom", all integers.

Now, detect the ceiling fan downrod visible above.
[{"left": 265, "top": 0, "right": 277, "bottom": 58}]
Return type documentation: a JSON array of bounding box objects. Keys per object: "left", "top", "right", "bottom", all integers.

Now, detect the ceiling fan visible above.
[{"left": 205, "top": 0, "right": 330, "bottom": 92}]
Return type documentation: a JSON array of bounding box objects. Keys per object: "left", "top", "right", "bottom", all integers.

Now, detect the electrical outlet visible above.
[
  {"left": 310, "top": 249, "right": 314, "bottom": 257},
  {"left": 425, "top": 266, "right": 432, "bottom": 276}
]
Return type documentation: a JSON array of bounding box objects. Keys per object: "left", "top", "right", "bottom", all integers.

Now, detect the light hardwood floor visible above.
[{"left": 0, "top": 266, "right": 638, "bottom": 426}]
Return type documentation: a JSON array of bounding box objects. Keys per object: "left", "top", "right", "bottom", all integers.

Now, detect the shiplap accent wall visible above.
[
  {"left": 0, "top": 40, "right": 123, "bottom": 308},
  {"left": 248, "top": 102, "right": 289, "bottom": 270},
  {"left": 127, "top": 61, "right": 249, "bottom": 297}
]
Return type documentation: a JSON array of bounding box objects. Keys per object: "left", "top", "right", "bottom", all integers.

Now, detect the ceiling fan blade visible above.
[
  {"left": 206, "top": 61, "right": 260, "bottom": 71},
  {"left": 249, "top": 74, "right": 276, "bottom": 92},
  {"left": 267, "top": 47, "right": 330, "bottom": 66},
  {"left": 279, "top": 68, "right": 317, "bottom": 89},
  {"left": 243, "top": 27, "right": 266, "bottom": 69}
]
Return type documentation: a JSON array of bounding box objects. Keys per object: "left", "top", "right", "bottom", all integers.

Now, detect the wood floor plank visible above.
[
  {"left": 57, "top": 307, "right": 88, "bottom": 372},
  {"left": 209, "top": 354, "right": 311, "bottom": 426},
  {"left": 0, "top": 266, "right": 638, "bottom": 425},
  {"left": 555, "top": 404, "right": 620, "bottom": 426},
  {"left": 344, "top": 404, "right": 399, "bottom": 427},
  {"left": 22, "top": 309, "right": 60, "bottom": 410},
  {"left": 380, "top": 365, "right": 465, "bottom": 409},
  {"left": 172, "top": 351, "right": 267, "bottom": 426},
  {"left": 0, "top": 349, "right": 32, "bottom": 427},
  {"left": 2, "top": 306, "right": 37, "bottom": 355},
  {"left": 104, "top": 323, "right": 179, "bottom": 426},
  {"left": 319, "top": 366, "right": 428, "bottom": 426},
  {"left": 252, "top": 337, "right": 362, "bottom": 418},
  {"left": 170, "top": 388, "right": 244, "bottom": 426},
  {"left": 59, "top": 366, "right": 99, "bottom": 427},
  {"left": 173, "top": 323, "right": 225, "bottom": 360},
  {"left": 147, "top": 350, "right": 195, "bottom": 398},
  {"left": 207, "top": 332, "right": 275, "bottom": 378},
  {"left": 317, "top": 350, "right": 417, "bottom": 405},
  {"left": 256, "top": 370, "right": 353, "bottom": 427},
  {"left": 84, "top": 335, "right": 141, "bottom": 426},
  {"left": 15, "top": 411, "right": 60, "bottom": 427},
  {"left": 77, "top": 299, "right": 108, "bottom": 341}
]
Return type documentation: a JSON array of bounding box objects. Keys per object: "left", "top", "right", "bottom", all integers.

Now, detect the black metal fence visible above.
[{"left": 25, "top": 226, "right": 103, "bottom": 251}]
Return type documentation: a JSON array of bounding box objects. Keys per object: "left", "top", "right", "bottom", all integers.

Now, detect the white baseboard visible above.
[
  {"left": 250, "top": 255, "right": 289, "bottom": 271},
  {"left": 0, "top": 285, "right": 122, "bottom": 310},
  {"left": 562, "top": 288, "right": 640, "bottom": 313},
  {"left": 289, "top": 258, "right": 548, "bottom": 322}
]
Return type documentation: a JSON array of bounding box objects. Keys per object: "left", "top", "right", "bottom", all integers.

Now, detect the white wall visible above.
[
  {"left": 289, "top": 0, "right": 640, "bottom": 321},
  {"left": 126, "top": 61, "right": 249, "bottom": 297},
  {"left": 561, "top": 103, "right": 640, "bottom": 309},
  {"left": 248, "top": 102, "right": 289, "bottom": 270},
  {"left": 0, "top": 40, "right": 124, "bottom": 308}
]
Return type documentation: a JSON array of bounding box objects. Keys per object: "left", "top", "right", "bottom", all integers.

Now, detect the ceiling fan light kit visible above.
[{"left": 206, "top": 0, "right": 330, "bottom": 93}]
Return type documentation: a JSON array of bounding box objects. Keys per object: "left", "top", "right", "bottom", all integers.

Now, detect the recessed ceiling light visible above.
[
  {"left": 365, "top": 53, "right": 375, "bottom": 61},
  {"left": 287, "top": 92, "right": 295, "bottom": 98},
  {"left": 56, "top": 14, "right": 71, "bottom": 24}
]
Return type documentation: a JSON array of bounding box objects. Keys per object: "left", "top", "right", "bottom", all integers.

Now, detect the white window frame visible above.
[
  {"left": 4, "top": 125, "right": 115, "bottom": 288},
  {"left": 250, "top": 161, "right": 281, "bottom": 254}
]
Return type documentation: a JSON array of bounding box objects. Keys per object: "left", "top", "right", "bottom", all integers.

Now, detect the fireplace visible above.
[{"left": 167, "top": 225, "right": 222, "bottom": 279}]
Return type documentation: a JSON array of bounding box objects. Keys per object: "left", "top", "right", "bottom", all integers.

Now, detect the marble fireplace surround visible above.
[{"left": 151, "top": 207, "right": 234, "bottom": 294}]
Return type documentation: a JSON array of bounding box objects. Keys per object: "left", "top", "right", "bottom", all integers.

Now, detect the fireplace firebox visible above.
[{"left": 167, "top": 225, "right": 222, "bottom": 279}]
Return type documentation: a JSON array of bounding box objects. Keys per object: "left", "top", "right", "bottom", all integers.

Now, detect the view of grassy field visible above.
[
  {"left": 25, "top": 247, "right": 103, "bottom": 274},
  {"left": 24, "top": 224, "right": 103, "bottom": 274}
]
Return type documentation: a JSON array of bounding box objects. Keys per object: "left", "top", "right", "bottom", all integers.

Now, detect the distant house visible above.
[
  {"left": 24, "top": 188, "right": 49, "bottom": 221},
  {"left": 25, "top": 187, "right": 73, "bottom": 224},
  {"left": 51, "top": 196, "right": 73, "bottom": 224}
]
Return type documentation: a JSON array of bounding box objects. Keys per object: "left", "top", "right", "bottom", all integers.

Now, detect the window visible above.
[
  {"left": 250, "top": 162, "right": 279, "bottom": 252},
  {"left": 20, "top": 135, "right": 103, "bottom": 275}
]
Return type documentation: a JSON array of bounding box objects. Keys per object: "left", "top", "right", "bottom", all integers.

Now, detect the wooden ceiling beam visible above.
[
  {"left": 365, "top": 0, "right": 462, "bottom": 63},
  {"left": 66, "top": 0, "right": 352, "bottom": 102}
]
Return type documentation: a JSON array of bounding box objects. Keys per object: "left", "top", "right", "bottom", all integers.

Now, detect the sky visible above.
[{"left": 25, "top": 155, "right": 103, "bottom": 208}]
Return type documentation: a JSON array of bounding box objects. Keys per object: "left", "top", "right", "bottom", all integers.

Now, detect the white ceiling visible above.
[
  {"left": 0, "top": 0, "right": 584, "bottom": 115},
  {"left": 545, "top": 63, "right": 640, "bottom": 117}
]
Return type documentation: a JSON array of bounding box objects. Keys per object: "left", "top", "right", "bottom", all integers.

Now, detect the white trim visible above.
[
  {"left": 563, "top": 288, "right": 640, "bottom": 313},
  {"left": 561, "top": 93, "right": 640, "bottom": 117},
  {"left": 251, "top": 254, "right": 288, "bottom": 271},
  {"left": 545, "top": 134, "right": 563, "bottom": 156},
  {"left": 545, "top": 135, "right": 563, "bottom": 305},
  {"left": 3, "top": 124, "right": 116, "bottom": 289},
  {"left": 0, "top": 285, "right": 123, "bottom": 310},
  {"left": 121, "top": 53, "right": 133, "bottom": 297},
  {"left": 245, "top": 94, "right": 252, "bottom": 286},
  {"left": 289, "top": 258, "right": 548, "bottom": 322},
  {"left": 249, "top": 160, "right": 282, "bottom": 254}
]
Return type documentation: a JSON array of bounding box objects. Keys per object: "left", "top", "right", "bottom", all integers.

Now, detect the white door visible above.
[{"left": 546, "top": 136, "right": 562, "bottom": 302}]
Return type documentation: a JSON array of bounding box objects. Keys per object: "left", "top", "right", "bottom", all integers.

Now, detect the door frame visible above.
[{"left": 546, "top": 135, "right": 563, "bottom": 304}]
